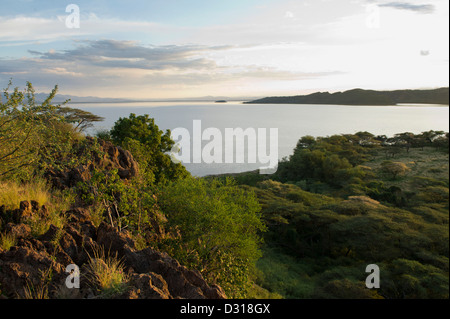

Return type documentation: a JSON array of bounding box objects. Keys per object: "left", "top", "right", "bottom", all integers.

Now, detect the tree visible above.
[
  {"left": 57, "top": 106, "right": 104, "bottom": 132},
  {"left": 296, "top": 135, "right": 316, "bottom": 149},
  {"left": 394, "top": 132, "right": 415, "bottom": 153},
  {"left": 354, "top": 131, "right": 377, "bottom": 146},
  {"left": 110, "top": 113, "right": 189, "bottom": 184},
  {"left": 322, "top": 154, "right": 352, "bottom": 184},
  {"left": 432, "top": 133, "right": 449, "bottom": 151},
  {"left": 380, "top": 161, "right": 410, "bottom": 179},
  {"left": 0, "top": 81, "right": 61, "bottom": 179},
  {"left": 420, "top": 130, "right": 445, "bottom": 147}
]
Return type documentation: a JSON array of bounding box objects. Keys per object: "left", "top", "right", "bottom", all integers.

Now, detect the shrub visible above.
[
  {"left": 158, "top": 176, "right": 265, "bottom": 298},
  {"left": 76, "top": 168, "right": 158, "bottom": 233},
  {"left": 380, "top": 161, "right": 411, "bottom": 180}
]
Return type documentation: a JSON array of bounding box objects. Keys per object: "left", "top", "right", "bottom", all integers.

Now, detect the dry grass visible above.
[
  {"left": 0, "top": 232, "right": 17, "bottom": 251},
  {"left": 84, "top": 246, "right": 129, "bottom": 297},
  {"left": 0, "top": 178, "right": 74, "bottom": 236},
  {"left": 367, "top": 147, "right": 449, "bottom": 192},
  {"left": 0, "top": 179, "right": 50, "bottom": 209},
  {"left": 21, "top": 267, "right": 54, "bottom": 299}
]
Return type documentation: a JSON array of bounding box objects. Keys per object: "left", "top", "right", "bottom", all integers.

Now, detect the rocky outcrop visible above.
[
  {"left": 45, "top": 137, "right": 139, "bottom": 189},
  {"left": 0, "top": 201, "right": 226, "bottom": 299}
]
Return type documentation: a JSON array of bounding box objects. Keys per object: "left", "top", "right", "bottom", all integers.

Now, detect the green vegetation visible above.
[
  {"left": 245, "top": 87, "right": 449, "bottom": 105},
  {"left": 109, "top": 113, "right": 189, "bottom": 184},
  {"left": 157, "top": 176, "right": 266, "bottom": 298},
  {"left": 229, "top": 130, "right": 449, "bottom": 299},
  {"left": 84, "top": 247, "right": 130, "bottom": 298},
  {"left": 0, "top": 231, "right": 17, "bottom": 251},
  {"left": 1, "top": 81, "right": 448, "bottom": 299},
  {"left": 0, "top": 82, "right": 265, "bottom": 299}
]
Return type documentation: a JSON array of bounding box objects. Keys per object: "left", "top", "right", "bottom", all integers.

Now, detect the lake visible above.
[{"left": 73, "top": 101, "right": 449, "bottom": 176}]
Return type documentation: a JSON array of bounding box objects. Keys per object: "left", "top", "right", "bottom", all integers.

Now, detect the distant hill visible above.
[
  {"left": 245, "top": 88, "right": 449, "bottom": 105},
  {"left": 34, "top": 93, "right": 133, "bottom": 104},
  {"left": 34, "top": 93, "right": 255, "bottom": 104}
]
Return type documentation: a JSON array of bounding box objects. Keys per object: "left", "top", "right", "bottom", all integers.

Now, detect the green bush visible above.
[
  {"left": 157, "top": 176, "right": 266, "bottom": 298},
  {"left": 76, "top": 168, "right": 158, "bottom": 234},
  {"left": 109, "top": 113, "right": 189, "bottom": 184}
]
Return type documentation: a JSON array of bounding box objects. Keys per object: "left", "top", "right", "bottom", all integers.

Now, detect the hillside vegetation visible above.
[
  {"left": 227, "top": 131, "right": 449, "bottom": 299},
  {"left": 0, "top": 82, "right": 263, "bottom": 298},
  {"left": 1, "top": 82, "right": 448, "bottom": 299}
]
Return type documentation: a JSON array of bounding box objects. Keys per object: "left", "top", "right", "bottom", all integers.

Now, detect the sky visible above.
[{"left": 0, "top": 0, "right": 448, "bottom": 99}]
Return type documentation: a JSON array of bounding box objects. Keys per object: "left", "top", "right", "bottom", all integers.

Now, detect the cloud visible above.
[
  {"left": 378, "top": 2, "right": 435, "bottom": 13},
  {"left": 28, "top": 40, "right": 225, "bottom": 71},
  {"left": 1, "top": 39, "right": 343, "bottom": 98}
]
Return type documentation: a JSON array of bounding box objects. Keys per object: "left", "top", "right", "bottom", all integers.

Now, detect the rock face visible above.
[
  {"left": 0, "top": 201, "right": 226, "bottom": 299},
  {"left": 45, "top": 137, "right": 139, "bottom": 189}
]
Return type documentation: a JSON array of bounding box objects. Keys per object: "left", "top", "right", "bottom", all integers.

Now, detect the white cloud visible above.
[{"left": 0, "top": 40, "right": 344, "bottom": 98}]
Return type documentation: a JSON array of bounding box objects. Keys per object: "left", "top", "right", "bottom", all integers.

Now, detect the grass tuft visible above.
[
  {"left": 84, "top": 246, "right": 129, "bottom": 297},
  {"left": 0, "top": 232, "right": 17, "bottom": 251}
]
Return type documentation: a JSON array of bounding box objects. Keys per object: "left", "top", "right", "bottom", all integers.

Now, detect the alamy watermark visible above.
[
  {"left": 64, "top": 262, "right": 380, "bottom": 290},
  {"left": 366, "top": 4, "right": 381, "bottom": 29},
  {"left": 65, "top": 4, "right": 80, "bottom": 29},
  {"left": 169, "top": 120, "right": 279, "bottom": 174},
  {"left": 65, "top": 264, "right": 80, "bottom": 289},
  {"left": 365, "top": 264, "right": 380, "bottom": 289}
]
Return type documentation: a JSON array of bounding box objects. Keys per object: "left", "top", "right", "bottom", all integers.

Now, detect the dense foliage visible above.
[
  {"left": 233, "top": 131, "right": 449, "bottom": 299},
  {"left": 0, "top": 81, "right": 60, "bottom": 179},
  {"left": 109, "top": 113, "right": 189, "bottom": 184},
  {"left": 0, "top": 81, "right": 106, "bottom": 181},
  {"left": 157, "top": 177, "right": 265, "bottom": 298}
]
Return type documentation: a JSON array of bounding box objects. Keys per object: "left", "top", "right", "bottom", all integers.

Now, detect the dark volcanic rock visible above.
[
  {"left": 1, "top": 138, "right": 224, "bottom": 299},
  {"left": 96, "top": 222, "right": 227, "bottom": 299},
  {"left": 0, "top": 202, "right": 226, "bottom": 299}
]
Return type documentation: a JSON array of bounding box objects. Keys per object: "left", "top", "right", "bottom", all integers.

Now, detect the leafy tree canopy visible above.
[{"left": 109, "top": 113, "right": 189, "bottom": 184}]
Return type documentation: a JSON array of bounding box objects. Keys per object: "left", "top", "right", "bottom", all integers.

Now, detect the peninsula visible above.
[{"left": 244, "top": 87, "right": 449, "bottom": 105}]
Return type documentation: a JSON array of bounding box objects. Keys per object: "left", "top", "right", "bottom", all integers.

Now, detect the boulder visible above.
[
  {"left": 118, "top": 273, "right": 171, "bottom": 299},
  {"left": 5, "top": 223, "right": 31, "bottom": 239},
  {"left": 0, "top": 246, "right": 65, "bottom": 299}
]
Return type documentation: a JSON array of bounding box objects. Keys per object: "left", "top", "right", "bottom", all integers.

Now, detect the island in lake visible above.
[{"left": 245, "top": 87, "right": 449, "bottom": 106}]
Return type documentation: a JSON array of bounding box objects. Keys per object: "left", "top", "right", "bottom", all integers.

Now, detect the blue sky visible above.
[
  {"left": 0, "top": 0, "right": 273, "bottom": 27},
  {"left": 0, "top": 0, "right": 448, "bottom": 98}
]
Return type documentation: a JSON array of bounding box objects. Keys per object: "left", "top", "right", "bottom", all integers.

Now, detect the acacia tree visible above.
[
  {"left": 394, "top": 132, "right": 415, "bottom": 153},
  {"left": 57, "top": 106, "right": 104, "bottom": 132}
]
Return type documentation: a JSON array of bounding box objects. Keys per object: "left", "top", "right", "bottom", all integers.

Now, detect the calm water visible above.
[{"left": 74, "top": 101, "right": 449, "bottom": 176}]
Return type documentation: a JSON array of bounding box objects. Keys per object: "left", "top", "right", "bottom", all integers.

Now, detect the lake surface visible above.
[{"left": 74, "top": 101, "right": 449, "bottom": 176}]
